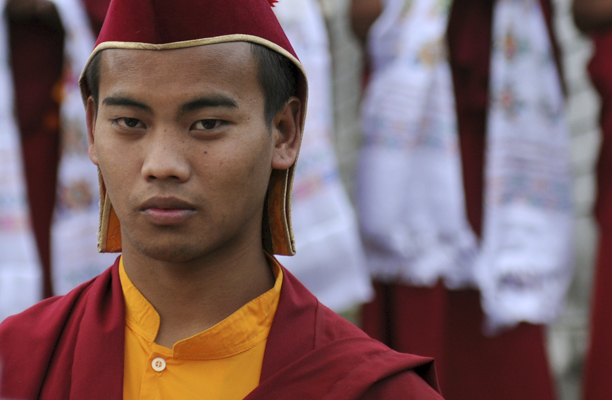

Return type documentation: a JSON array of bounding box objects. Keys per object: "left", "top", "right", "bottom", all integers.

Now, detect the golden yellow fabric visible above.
[{"left": 119, "top": 256, "right": 283, "bottom": 400}]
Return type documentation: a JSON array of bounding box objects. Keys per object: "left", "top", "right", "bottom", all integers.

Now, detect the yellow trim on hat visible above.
[
  {"left": 82, "top": 35, "right": 307, "bottom": 256},
  {"left": 79, "top": 34, "right": 307, "bottom": 103}
]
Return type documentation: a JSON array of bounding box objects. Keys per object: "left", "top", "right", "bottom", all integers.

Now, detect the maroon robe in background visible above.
[
  {"left": 81, "top": 0, "right": 111, "bottom": 35},
  {"left": 0, "top": 258, "right": 442, "bottom": 400},
  {"left": 7, "top": 0, "right": 110, "bottom": 299},
  {"left": 582, "top": 30, "right": 612, "bottom": 400},
  {"left": 9, "top": 7, "right": 65, "bottom": 299},
  {"left": 361, "top": 0, "right": 560, "bottom": 398}
]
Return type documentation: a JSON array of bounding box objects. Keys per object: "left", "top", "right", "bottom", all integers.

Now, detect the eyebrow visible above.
[
  {"left": 180, "top": 96, "right": 238, "bottom": 115},
  {"left": 102, "top": 96, "right": 152, "bottom": 113},
  {"left": 100, "top": 95, "right": 238, "bottom": 115}
]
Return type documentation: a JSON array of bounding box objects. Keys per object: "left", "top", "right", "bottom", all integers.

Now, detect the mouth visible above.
[{"left": 140, "top": 197, "right": 196, "bottom": 225}]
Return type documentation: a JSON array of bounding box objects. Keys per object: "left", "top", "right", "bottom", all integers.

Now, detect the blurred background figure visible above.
[
  {"left": 572, "top": 1, "right": 612, "bottom": 399},
  {"left": 47, "top": 0, "right": 116, "bottom": 296},
  {"left": 0, "top": 0, "right": 112, "bottom": 321},
  {"left": 274, "top": 0, "right": 373, "bottom": 313},
  {"left": 352, "top": 0, "right": 573, "bottom": 399}
]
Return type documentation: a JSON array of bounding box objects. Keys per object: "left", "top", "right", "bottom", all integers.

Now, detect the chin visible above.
[{"left": 132, "top": 239, "right": 207, "bottom": 263}]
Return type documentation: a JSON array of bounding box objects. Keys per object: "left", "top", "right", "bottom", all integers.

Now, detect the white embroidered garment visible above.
[
  {"left": 358, "top": 0, "right": 478, "bottom": 288},
  {"left": 358, "top": 0, "right": 573, "bottom": 332},
  {"left": 476, "top": 0, "right": 573, "bottom": 333},
  {"left": 274, "top": 0, "right": 373, "bottom": 311},
  {"left": 49, "top": 0, "right": 116, "bottom": 295},
  {"left": 0, "top": 0, "right": 43, "bottom": 320}
]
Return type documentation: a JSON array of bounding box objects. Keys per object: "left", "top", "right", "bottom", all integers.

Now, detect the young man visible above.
[{"left": 0, "top": 0, "right": 443, "bottom": 399}]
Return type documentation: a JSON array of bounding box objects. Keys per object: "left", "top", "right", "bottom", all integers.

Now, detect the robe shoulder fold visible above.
[
  {"left": 252, "top": 268, "right": 443, "bottom": 399},
  {"left": 0, "top": 257, "right": 124, "bottom": 400},
  {"left": 0, "top": 259, "right": 441, "bottom": 400}
]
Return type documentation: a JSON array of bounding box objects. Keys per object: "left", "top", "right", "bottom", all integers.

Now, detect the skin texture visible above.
[
  {"left": 573, "top": 0, "right": 612, "bottom": 32},
  {"left": 86, "top": 42, "right": 301, "bottom": 348}
]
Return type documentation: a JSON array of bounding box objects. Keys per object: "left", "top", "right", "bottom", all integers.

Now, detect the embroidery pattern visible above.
[{"left": 475, "top": 0, "right": 573, "bottom": 332}]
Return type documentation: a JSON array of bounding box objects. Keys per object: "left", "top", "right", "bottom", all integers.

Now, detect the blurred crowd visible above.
[{"left": 1, "top": 0, "right": 611, "bottom": 398}]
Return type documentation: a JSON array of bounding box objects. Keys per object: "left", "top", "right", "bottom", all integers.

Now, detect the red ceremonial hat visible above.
[{"left": 79, "top": 0, "right": 307, "bottom": 256}]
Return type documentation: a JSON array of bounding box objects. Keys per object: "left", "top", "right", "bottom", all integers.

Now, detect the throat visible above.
[{"left": 121, "top": 251, "right": 276, "bottom": 348}]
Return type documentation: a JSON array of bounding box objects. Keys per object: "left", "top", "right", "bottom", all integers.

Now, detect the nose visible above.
[{"left": 141, "top": 130, "right": 190, "bottom": 182}]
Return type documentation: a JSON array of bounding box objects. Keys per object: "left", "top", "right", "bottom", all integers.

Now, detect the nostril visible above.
[
  {"left": 147, "top": 174, "right": 183, "bottom": 181},
  {"left": 141, "top": 149, "right": 190, "bottom": 182}
]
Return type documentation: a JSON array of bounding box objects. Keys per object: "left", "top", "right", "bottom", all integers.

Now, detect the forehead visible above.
[{"left": 98, "top": 42, "right": 261, "bottom": 99}]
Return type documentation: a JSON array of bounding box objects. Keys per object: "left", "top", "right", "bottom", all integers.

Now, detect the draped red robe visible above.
[
  {"left": 0, "top": 258, "right": 442, "bottom": 400},
  {"left": 361, "top": 0, "right": 561, "bottom": 398},
  {"left": 8, "top": 0, "right": 111, "bottom": 299},
  {"left": 582, "top": 30, "right": 612, "bottom": 400}
]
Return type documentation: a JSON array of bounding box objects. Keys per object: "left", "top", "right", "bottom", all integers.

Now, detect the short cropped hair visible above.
[{"left": 85, "top": 43, "right": 299, "bottom": 127}]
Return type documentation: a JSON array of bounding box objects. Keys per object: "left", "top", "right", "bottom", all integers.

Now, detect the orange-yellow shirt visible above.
[{"left": 119, "top": 257, "right": 282, "bottom": 400}]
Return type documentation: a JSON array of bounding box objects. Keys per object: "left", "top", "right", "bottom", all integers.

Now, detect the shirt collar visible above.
[{"left": 119, "top": 254, "right": 283, "bottom": 359}]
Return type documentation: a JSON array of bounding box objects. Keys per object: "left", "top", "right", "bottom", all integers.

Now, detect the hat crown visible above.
[{"left": 97, "top": 0, "right": 297, "bottom": 60}]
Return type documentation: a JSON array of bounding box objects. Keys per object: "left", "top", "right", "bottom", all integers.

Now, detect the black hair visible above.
[
  {"left": 86, "top": 52, "right": 102, "bottom": 108},
  {"left": 85, "top": 43, "right": 299, "bottom": 127},
  {"left": 249, "top": 42, "right": 299, "bottom": 126}
]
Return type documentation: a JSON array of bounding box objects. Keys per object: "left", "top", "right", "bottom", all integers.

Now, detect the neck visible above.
[{"left": 121, "top": 240, "right": 274, "bottom": 348}]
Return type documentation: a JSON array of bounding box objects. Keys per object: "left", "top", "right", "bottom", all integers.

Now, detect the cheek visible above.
[
  {"left": 95, "top": 125, "right": 145, "bottom": 173},
  {"left": 94, "top": 136, "right": 141, "bottom": 210},
  {"left": 208, "top": 135, "right": 273, "bottom": 203}
]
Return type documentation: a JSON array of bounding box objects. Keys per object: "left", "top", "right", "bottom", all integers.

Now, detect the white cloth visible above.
[
  {"left": 358, "top": 0, "right": 574, "bottom": 332},
  {"left": 476, "top": 0, "right": 573, "bottom": 333},
  {"left": 0, "top": 0, "right": 43, "bottom": 320},
  {"left": 358, "top": 0, "right": 478, "bottom": 288},
  {"left": 274, "top": 0, "right": 373, "bottom": 312}
]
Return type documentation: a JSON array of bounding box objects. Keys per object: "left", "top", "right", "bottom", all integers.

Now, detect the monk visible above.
[
  {"left": 352, "top": 0, "right": 560, "bottom": 399},
  {"left": 6, "top": 0, "right": 111, "bottom": 300},
  {"left": 0, "top": 0, "right": 443, "bottom": 399},
  {"left": 7, "top": 0, "right": 65, "bottom": 299}
]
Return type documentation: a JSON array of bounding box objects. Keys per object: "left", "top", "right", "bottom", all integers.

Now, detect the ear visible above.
[
  {"left": 271, "top": 96, "right": 302, "bottom": 170},
  {"left": 86, "top": 96, "right": 100, "bottom": 166}
]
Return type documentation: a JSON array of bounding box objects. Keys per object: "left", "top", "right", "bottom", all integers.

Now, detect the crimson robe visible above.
[
  {"left": 0, "top": 258, "right": 442, "bottom": 400},
  {"left": 582, "top": 30, "right": 612, "bottom": 400},
  {"left": 8, "top": 0, "right": 111, "bottom": 299},
  {"left": 361, "top": 0, "right": 560, "bottom": 398},
  {"left": 9, "top": 5, "right": 65, "bottom": 299}
]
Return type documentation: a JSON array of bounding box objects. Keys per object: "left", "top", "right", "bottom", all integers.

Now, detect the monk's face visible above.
[{"left": 87, "top": 43, "right": 299, "bottom": 263}]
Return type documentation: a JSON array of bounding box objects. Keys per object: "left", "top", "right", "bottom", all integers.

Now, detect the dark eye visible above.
[
  {"left": 124, "top": 118, "right": 140, "bottom": 128},
  {"left": 115, "top": 117, "right": 144, "bottom": 129},
  {"left": 193, "top": 119, "right": 223, "bottom": 130}
]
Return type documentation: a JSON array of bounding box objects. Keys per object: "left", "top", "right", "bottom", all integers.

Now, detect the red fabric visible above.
[
  {"left": 0, "top": 259, "right": 125, "bottom": 400},
  {"left": 9, "top": 10, "right": 65, "bottom": 299},
  {"left": 0, "top": 258, "right": 442, "bottom": 399},
  {"left": 362, "top": 283, "right": 556, "bottom": 400},
  {"left": 7, "top": 0, "right": 111, "bottom": 299},
  {"left": 81, "top": 0, "right": 111, "bottom": 36},
  {"left": 361, "top": 0, "right": 560, "bottom": 398},
  {"left": 97, "top": 0, "right": 296, "bottom": 60},
  {"left": 582, "top": 31, "right": 612, "bottom": 400},
  {"left": 583, "top": 234, "right": 612, "bottom": 400},
  {"left": 591, "top": 33, "right": 612, "bottom": 230},
  {"left": 539, "top": 0, "right": 566, "bottom": 94}
]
